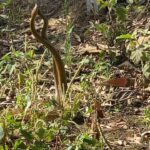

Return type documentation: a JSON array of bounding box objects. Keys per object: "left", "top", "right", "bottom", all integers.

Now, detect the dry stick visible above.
[
  {"left": 97, "top": 121, "right": 113, "bottom": 150},
  {"left": 30, "top": 4, "right": 67, "bottom": 105}
]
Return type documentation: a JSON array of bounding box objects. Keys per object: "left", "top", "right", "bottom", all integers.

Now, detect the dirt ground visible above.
[{"left": 0, "top": 1, "right": 150, "bottom": 150}]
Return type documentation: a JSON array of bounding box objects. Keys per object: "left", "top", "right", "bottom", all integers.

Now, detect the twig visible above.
[
  {"left": 64, "top": 57, "right": 87, "bottom": 102},
  {"left": 97, "top": 121, "right": 113, "bottom": 150}
]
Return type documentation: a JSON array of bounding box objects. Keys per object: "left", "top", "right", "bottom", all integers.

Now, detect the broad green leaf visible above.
[
  {"left": 14, "top": 140, "right": 27, "bottom": 149},
  {"left": 13, "top": 51, "right": 24, "bottom": 58},
  {"left": 142, "top": 63, "right": 150, "bottom": 79},
  {"left": 81, "top": 57, "right": 90, "bottom": 64},
  {"left": 20, "top": 129, "right": 33, "bottom": 141},
  {"left": 1, "top": 52, "right": 11, "bottom": 61},
  {"left": 110, "top": 0, "right": 117, "bottom": 6},
  {"left": 36, "top": 128, "right": 45, "bottom": 139},
  {"left": 116, "top": 34, "right": 133, "bottom": 40},
  {"left": 142, "top": 51, "right": 150, "bottom": 62},
  {"left": 99, "top": 1, "right": 108, "bottom": 9},
  {"left": 116, "top": 7, "right": 127, "bottom": 21},
  {"left": 130, "top": 49, "right": 143, "bottom": 64},
  {"left": 143, "top": 44, "right": 150, "bottom": 50},
  {"left": 95, "top": 23, "right": 109, "bottom": 36},
  {"left": 26, "top": 50, "right": 34, "bottom": 58}
]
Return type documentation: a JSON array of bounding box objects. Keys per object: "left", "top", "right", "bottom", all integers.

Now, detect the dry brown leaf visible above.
[
  {"left": 103, "top": 77, "right": 128, "bottom": 87},
  {"left": 45, "top": 109, "right": 60, "bottom": 122},
  {"left": 94, "top": 100, "right": 104, "bottom": 118},
  {"left": 78, "top": 44, "right": 99, "bottom": 54}
]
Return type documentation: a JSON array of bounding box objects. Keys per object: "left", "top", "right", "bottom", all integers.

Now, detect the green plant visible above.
[
  {"left": 0, "top": 48, "right": 36, "bottom": 105},
  {"left": 63, "top": 0, "right": 71, "bottom": 16},
  {"left": 0, "top": 0, "right": 13, "bottom": 9},
  {"left": 64, "top": 20, "right": 74, "bottom": 67},
  {"left": 95, "top": 1, "right": 150, "bottom": 78},
  {"left": 93, "top": 51, "right": 111, "bottom": 78},
  {"left": 117, "top": 29, "right": 150, "bottom": 78},
  {"left": 1, "top": 0, "right": 23, "bottom": 26},
  {"left": 144, "top": 108, "right": 150, "bottom": 128},
  {"left": 96, "top": 0, "right": 129, "bottom": 48},
  {"left": 66, "top": 133, "right": 105, "bottom": 150}
]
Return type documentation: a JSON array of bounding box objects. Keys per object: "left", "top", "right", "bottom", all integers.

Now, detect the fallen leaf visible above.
[
  {"left": 103, "top": 77, "right": 128, "bottom": 87},
  {"left": 93, "top": 100, "right": 104, "bottom": 118}
]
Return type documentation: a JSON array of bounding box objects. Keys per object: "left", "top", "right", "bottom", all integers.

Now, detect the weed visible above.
[{"left": 144, "top": 108, "right": 150, "bottom": 128}]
